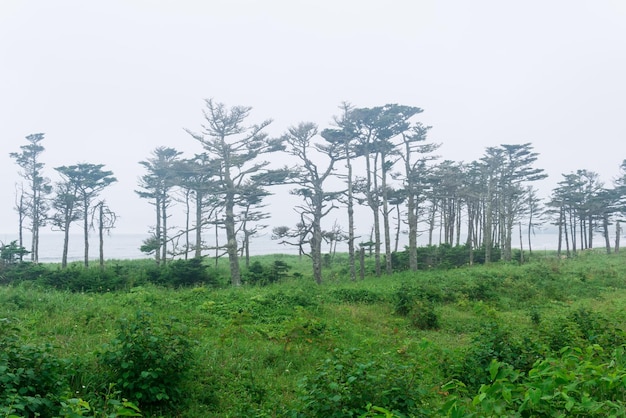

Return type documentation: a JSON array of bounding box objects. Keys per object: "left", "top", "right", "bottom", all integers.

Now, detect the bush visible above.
[
  {"left": 408, "top": 300, "right": 439, "bottom": 330},
  {"left": 98, "top": 311, "right": 194, "bottom": 412},
  {"left": 154, "top": 257, "right": 219, "bottom": 287},
  {"left": 448, "top": 321, "right": 542, "bottom": 391},
  {"left": 331, "top": 288, "right": 383, "bottom": 304},
  {"left": 0, "top": 262, "right": 49, "bottom": 285},
  {"left": 244, "top": 260, "right": 291, "bottom": 286},
  {"left": 0, "top": 318, "right": 68, "bottom": 417},
  {"left": 294, "top": 349, "right": 423, "bottom": 417}
]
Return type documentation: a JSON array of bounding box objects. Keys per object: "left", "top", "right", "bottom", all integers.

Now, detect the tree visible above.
[
  {"left": 0, "top": 241, "right": 29, "bottom": 266},
  {"left": 93, "top": 200, "right": 117, "bottom": 269},
  {"left": 173, "top": 154, "right": 220, "bottom": 259},
  {"left": 349, "top": 104, "right": 423, "bottom": 275},
  {"left": 10, "top": 133, "right": 52, "bottom": 262},
  {"left": 321, "top": 102, "right": 358, "bottom": 280},
  {"left": 55, "top": 164, "right": 117, "bottom": 267},
  {"left": 281, "top": 122, "right": 342, "bottom": 284},
  {"left": 49, "top": 178, "right": 83, "bottom": 268},
  {"left": 186, "top": 99, "right": 285, "bottom": 286},
  {"left": 136, "top": 147, "right": 182, "bottom": 266},
  {"left": 480, "top": 144, "right": 546, "bottom": 262},
  {"left": 396, "top": 123, "right": 439, "bottom": 270}
]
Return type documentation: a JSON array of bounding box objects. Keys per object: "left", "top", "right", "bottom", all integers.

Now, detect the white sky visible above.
[{"left": 1, "top": 0, "right": 625, "bottom": 237}]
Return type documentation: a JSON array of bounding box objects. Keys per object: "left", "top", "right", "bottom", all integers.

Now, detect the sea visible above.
[{"left": 0, "top": 230, "right": 618, "bottom": 264}]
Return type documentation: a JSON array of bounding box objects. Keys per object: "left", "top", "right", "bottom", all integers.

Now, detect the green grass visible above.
[{"left": 2, "top": 250, "right": 626, "bottom": 416}]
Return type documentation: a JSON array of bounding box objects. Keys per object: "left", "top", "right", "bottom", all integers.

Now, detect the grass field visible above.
[{"left": 2, "top": 250, "right": 626, "bottom": 417}]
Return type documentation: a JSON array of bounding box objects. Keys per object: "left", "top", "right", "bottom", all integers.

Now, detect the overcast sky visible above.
[{"left": 1, "top": 0, "right": 625, "bottom": 237}]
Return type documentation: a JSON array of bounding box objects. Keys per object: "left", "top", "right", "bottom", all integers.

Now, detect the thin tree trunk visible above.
[
  {"left": 603, "top": 214, "right": 611, "bottom": 254},
  {"left": 99, "top": 203, "right": 105, "bottom": 269},
  {"left": 195, "top": 191, "right": 203, "bottom": 258},
  {"left": 518, "top": 221, "right": 524, "bottom": 264},
  {"left": 615, "top": 221, "right": 621, "bottom": 253},
  {"left": 83, "top": 197, "right": 89, "bottom": 268}
]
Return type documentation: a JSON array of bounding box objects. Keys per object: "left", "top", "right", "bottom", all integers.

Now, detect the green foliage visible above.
[
  {"left": 294, "top": 349, "right": 423, "bottom": 417},
  {"left": 59, "top": 384, "right": 141, "bottom": 417},
  {"left": 98, "top": 311, "right": 193, "bottom": 412},
  {"left": 0, "top": 241, "right": 29, "bottom": 265},
  {"left": 448, "top": 321, "right": 542, "bottom": 391},
  {"left": 331, "top": 288, "right": 383, "bottom": 304},
  {"left": 443, "top": 345, "right": 626, "bottom": 417},
  {"left": 151, "top": 257, "right": 219, "bottom": 287},
  {"left": 0, "top": 318, "right": 68, "bottom": 417},
  {"left": 391, "top": 244, "right": 502, "bottom": 271},
  {"left": 244, "top": 260, "right": 291, "bottom": 286},
  {"left": 0, "top": 261, "right": 49, "bottom": 285},
  {"left": 393, "top": 283, "right": 439, "bottom": 330}
]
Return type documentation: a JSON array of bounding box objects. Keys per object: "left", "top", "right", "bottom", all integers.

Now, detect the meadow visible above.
[{"left": 2, "top": 250, "right": 626, "bottom": 417}]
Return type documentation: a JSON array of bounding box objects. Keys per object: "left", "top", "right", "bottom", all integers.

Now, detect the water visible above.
[
  {"left": 1, "top": 230, "right": 617, "bottom": 264},
  {"left": 0, "top": 232, "right": 302, "bottom": 263}
]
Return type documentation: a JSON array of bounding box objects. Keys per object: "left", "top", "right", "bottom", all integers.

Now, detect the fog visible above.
[{"left": 1, "top": 0, "right": 625, "bottom": 239}]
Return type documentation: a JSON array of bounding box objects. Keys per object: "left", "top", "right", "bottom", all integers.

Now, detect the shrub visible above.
[
  {"left": 331, "top": 288, "right": 383, "bottom": 304},
  {"left": 294, "top": 349, "right": 423, "bottom": 417},
  {"left": 244, "top": 260, "right": 291, "bottom": 286},
  {"left": 156, "top": 257, "right": 219, "bottom": 287},
  {"left": 408, "top": 300, "right": 439, "bottom": 330},
  {"left": 0, "top": 318, "right": 68, "bottom": 417},
  {"left": 448, "top": 322, "right": 542, "bottom": 391},
  {"left": 98, "top": 311, "right": 193, "bottom": 412}
]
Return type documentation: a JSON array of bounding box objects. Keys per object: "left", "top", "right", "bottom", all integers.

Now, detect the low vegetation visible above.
[{"left": 1, "top": 249, "right": 626, "bottom": 416}]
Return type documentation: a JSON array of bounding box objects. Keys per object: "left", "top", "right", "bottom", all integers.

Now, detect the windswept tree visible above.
[
  {"left": 55, "top": 163, "right": 117, "bottom": 267},
  {"left": 348, "top": 104, "right": 423, "bottom": 275},
  {"left": 237, "top": 182, "right": 271, "bottom": 268},
  {"left": 49, "top": 178, "right": 82, "bottom": 268},
  {"left": 321, "top": 102, "right": 358, "bottom": 280},
  {"left": 136, "top": 147, "right": 182, "bottom": 266},
  {"left": 279, "top": 122, "right": 342, "bottom": 284},
  {"left": 10, "top": 133, "right": 52, "bottom": 262},
  {"left": 396, "top": 122, "right": 439, "bottom": 270},
  {"left": 480, "top": 144, "right": 546, "bottom": 262},
  {"left": 174, "top": 153, "right": 220, "bottom": 259},
  {"left": 186, "top": 99, "right": 285, "bottom": 286}
]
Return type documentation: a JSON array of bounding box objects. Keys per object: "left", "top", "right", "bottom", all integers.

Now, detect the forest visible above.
[{"left": 3, "top": 100, "right": 626, "bottom": 285}]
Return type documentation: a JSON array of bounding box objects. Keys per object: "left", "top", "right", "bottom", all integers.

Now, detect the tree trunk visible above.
[
  {"left": 602, "top": 214, "right": 611, "bottom": 254},
  {"left": 224, "top": 194, "right": 241, "bottom": 286},
  {"left": 83, "top": 197, "right": 89, "bottom": 268},
  {"left": 195, "top": 191, "right": 203, "bottom": 258},
  {"left": 407, "top": 193, "right": 418, "bottom": 271},
  {"left": 615, "top": 221, "right": 621, "bottom": 253},
  {"left": 346, "top": 152, "right": 356, "bottom": 281},
  {"left": 99, "top": 203, "right": 105, "bottom": 269}
]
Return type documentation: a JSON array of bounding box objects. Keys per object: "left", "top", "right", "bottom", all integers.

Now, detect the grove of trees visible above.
[{"left": 5, "top": 100, "right": 626, "bottom": 284}]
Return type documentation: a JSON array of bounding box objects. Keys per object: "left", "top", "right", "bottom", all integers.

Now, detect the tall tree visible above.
[
  {"left": 321, "top": 102, "right": 358, "bottom": 281},
  {"left": 49, "top": 178, "right": 82, "bottom": 268},
  {"left": 397, "top": 123, "right": 439, "bottom": 270},
  {"left": 186, "top": 99, "right": 284, "bottom": 286},
  {"left": 136, "top": 147, "right": 182, "bottom": 266},
  {"left": 349, "top": 104, "right": 423, "bottom": 275},
  {"left": 481, "top": 144, "right": 546, "bottom": 262},
  {"left": 56, "top": 164, "right": 117, "bottom": 267},
  {"left": 10, "top": 133, "right": 51, "bottom": 262},
  {"left": 93, "top": 200, "right": 117, "bottom": 269},
  {"left": 280, "top": 122, "right": 342, "bottom": 284},
  {"left": 174, "top": 154, "right": 220, "bottom": 259}
]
